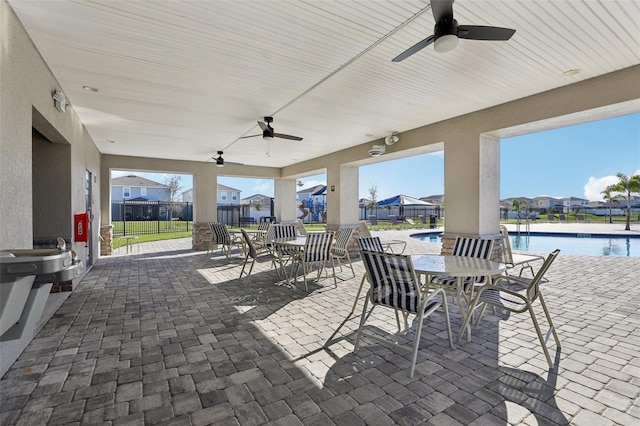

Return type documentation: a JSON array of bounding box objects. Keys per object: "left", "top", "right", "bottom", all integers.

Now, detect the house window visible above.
[
  {"left": 232, "top": 194, "right": 237, "bottom": 201},
  {"left": 123, "top": 187, "right": 131, "bottom": 198},
  {"left": 221, "top": 194, "right": 227, "bottom": 201},
  {"left": 141, "top": 187, "right": 146, "bottom": 196}
]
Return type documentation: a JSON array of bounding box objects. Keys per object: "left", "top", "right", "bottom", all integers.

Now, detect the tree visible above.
[
  {"left": 511, "top": 198, "right": 527, "bottom": 227},
  {"left": 164, "top": 175, "right": 183, "bottom": 202},
  {"left": 367, "top": 184, "right": 378, "bottom": 211},
  {"left": 604, "top": 172, "right": 640, "bottom": 231},
  {"left": 600, "top": 187, "right": 616, "bottom": 224}
]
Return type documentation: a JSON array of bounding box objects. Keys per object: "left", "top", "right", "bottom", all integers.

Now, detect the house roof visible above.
[
  {"left": 297, "top": 185, "right": 325, "bottom": 195},
  {"left": 241, "top": 194, "right": 271, "bottom": 201},
  {"left": 218, "top": 184, "right": 241, "bottom": 192},
  {"left": 111, "top": 174, "right": 167, "bottom": 187}
]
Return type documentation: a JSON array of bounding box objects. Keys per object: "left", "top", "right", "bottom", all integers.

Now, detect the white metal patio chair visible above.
[
  {"left": 358, "top": 221, "right": 406, "bottom": 254},
  {"left": 350, "top": 236, "right": 386, "bottom": 315},
  {"left": 331, "top": 227, "right": 355, "bottom": 278},
  {"left": 427, "top": 237, "right": 495, "bottom": 317},
  {"left": 239, "top": 229, "right": 279, "bottom": 278},
  {"left": 355, "top": 250, "right": 453, "bottom": 378},
  {"left": 291, "top": 231, "right": 336, "bottom": 291},
  {"left": 500, "top": 225, "right": 545, "bottom": 277},
  {"left": 272, "top": 224, "right": 300, "bottom": 276},
  {"left": 459, "top": 249, "right": 561, "bottom": 368},
  {"left": 209, "top": 222, "right": 243, "bottom": 259}
]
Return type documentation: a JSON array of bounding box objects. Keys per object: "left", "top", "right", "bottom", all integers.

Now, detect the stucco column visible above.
[
  {"left": 274, "top": 178, "right": 297, "bottom": 222},
  {"left": 326, "top": 163, "right": 359, "bottom": 228},
  {"left": 191, "top": 168, "right": 218, "bottom": 250},
  {"left": 443, "top": 133, "right": 501, "bottom": 249}
]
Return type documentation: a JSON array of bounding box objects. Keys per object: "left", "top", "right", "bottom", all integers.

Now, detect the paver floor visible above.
[{"left": 1, "top": 230, "right": 639, "bottom": 425}]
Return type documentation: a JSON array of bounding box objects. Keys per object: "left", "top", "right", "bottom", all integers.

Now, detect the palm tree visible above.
[
  {"left": 600, "top": 187, "right": 615, "bottom": 224},
  {"left": 604, "top": 172, "right": 640, "bottom": 231},
  {"left": 511, "top": 198, "right": 527, "bottom": 230}
]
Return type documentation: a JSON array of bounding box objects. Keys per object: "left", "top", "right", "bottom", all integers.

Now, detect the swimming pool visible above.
[{"left": 411, "top": 232, "right": 640, "bottom": 257}]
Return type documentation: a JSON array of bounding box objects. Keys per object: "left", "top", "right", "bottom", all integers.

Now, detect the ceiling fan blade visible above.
[
  {"left": 392, "top": 35, "right": 435, "bottom": 62},
  {"left": 238, "top": 134, "right": 261, "bottom": 139},
  {"left": 273, "top": 133, "right": 303, "bottom": 141},
  {"left": 257, "top": 121, "right": 268, "bottom": 131},
  {"left": 458, "top": 25, "right": 515, "bottom": 41},
  {"left": 431, "top": 0, "right": 454, "bottom": 21}
]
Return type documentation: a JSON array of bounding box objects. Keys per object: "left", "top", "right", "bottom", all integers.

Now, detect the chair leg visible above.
[
  {"left": 441, "top": 296, "right": 453, "bottom": 349},
  {"left": 351, "top": 275, "right": 367, "bottom": 314},
  {"left": 538, "top": 292, "right": 561, "bottom": 347},
  {"left": 410, "top": 310, "right": 425, "bottom": 378},
  {"left": 528, "top": 305, "right": 554, "bottom": 368},
  {"left": 345, "top": 251, "right": 355, "bottom": 278},
  {"left": 354, "top": 296, "right": 372, "bottom": 352}
]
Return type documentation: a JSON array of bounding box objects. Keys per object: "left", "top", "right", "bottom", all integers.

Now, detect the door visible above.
[{"left": 85, "top": 169, "right": 93, "bottom": 267}]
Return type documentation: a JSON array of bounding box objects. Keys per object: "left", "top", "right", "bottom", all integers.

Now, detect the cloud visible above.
[
  {"left": 300, "top": 179, "right": 326, "bottom": 189},
  {"left": 583, "top": 175, "right": 620, "bottom": 201}
]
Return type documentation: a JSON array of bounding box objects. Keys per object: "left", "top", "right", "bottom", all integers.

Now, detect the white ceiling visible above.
[{"left": 9, "top": 0, "right": 640, "bottom": 168}]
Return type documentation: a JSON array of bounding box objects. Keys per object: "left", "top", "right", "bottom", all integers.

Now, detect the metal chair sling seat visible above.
[
  {"left": 239, "top": 229, "right": 278, "bottom": 278},
  {"left": 331, "top": 227, "right": 355, "bottom": 278},
  {"left": 209, "top": 223, "right": 241, "bottom": 259},
  {"left": 272, "top": 224, "right": 300, "bottom": 276},
  {"left": 459, "top": 249, "right": 561, "bottom": 368},
  {"left": 358, "top": 221, "right": 406, "bottom": 254},
  {"left": 355, "top": 250, "right": 453, "bottom": 378},
  {"left": 291, "top": 232, "right": 336, "bottom": 291},
  {"left": 428, "top": 237, "right": 495, "bottom": 316},
  {"left": 350, "top": 237, "right": 386, "bottom": 314},
  {"left": 500, "top": 225, "right": 545, "bottom": 278}
]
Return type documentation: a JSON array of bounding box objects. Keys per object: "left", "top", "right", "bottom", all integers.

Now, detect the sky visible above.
[{"left": 113, "top": 112, "right": 639, "bottom": 202}]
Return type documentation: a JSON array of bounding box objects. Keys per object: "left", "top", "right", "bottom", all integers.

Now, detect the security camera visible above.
[{"left": 368, "top": 144, "right": 386, "bottom": 157}]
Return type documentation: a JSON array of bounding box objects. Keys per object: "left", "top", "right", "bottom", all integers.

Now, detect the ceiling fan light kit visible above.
[
  {"left": 215, "top": 151, "right": 224, "bottom": 167},
  {"left": 369, "top": 144, "right": 386, "bottom": 157},
  {"left": 392, "top": 0, "right": 515, "bottom": 62}
]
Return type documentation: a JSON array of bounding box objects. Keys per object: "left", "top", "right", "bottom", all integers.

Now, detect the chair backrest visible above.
[
  {"left": 210, "top": 223, "right": 231, "bottom": 245},
  {"left": 360, "top": 250, "right": 421, "bottom": 313},
  {"left": 500, "top": 225, "right": 514, "bottom": 265},
  {"left": 274, "top": 224, "right": 296, "bottom": 239},
  {"left": 357, "top": 236, "right": 384, "bottom": 252},
  {"left": 304, "top": 232, "right": 334, "bottom": 262},
  {"left": 334, "top": 228, "right": 354, "bottom": 250},
  {"left": 358, "top": 221, "right": 372, "bottom": 238},
  {"left": 452, "top": 237, "right": 494, "bottom": 259},
  {"left": 526, "top": 249, "right": 560, "bottom": 302},
  {"left": 241, "top": 229, "right": 257, "bottom": 259},
  {"left": 294, "top": 219, "right": 307, "bottom": 235},
  {"left": 258, "top": 221, "right": 270, "bottom": 231},
  {"left": 264, "top": 223, "right": 276, "bottom": 244}
]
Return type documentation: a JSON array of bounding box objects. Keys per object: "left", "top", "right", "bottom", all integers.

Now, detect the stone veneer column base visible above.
[
  {"left": 193, "top": 223, "right": 212, "bottom": 251},
  {"left": 100, "top": 225, "right": 113, "bottom": 256}
]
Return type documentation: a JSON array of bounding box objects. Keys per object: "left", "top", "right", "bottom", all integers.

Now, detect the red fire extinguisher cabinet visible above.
[{"left": 74, "top": 213, "right": 89, "bottom": 243}]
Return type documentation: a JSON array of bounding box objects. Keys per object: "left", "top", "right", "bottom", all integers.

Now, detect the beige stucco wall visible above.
[{"left": 0, "top": 0, "right": 102, "bottom": 377}]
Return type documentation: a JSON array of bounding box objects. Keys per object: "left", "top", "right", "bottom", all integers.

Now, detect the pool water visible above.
[{"left": 411, "top": 233, "right": 640, "bottom": 257}]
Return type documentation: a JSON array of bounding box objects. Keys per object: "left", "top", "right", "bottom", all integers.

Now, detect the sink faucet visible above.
[{"left": 56, "top": 237, "right": 66, "bottom": 251}]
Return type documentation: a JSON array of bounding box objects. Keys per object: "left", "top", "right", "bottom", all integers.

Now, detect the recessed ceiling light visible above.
[
  {"left": 83, "top": 86, "right": 98, "bottom": 92},
  {"left": 562, "top": 69, "right": 581, "bottom": 77}
]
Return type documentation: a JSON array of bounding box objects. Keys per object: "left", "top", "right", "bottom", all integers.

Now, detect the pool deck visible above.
[{"left": 1, "top": 224, "right": 639, "bottom": 425}]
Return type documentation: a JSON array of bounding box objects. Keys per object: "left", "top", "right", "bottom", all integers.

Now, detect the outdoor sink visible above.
[{"left": 0, "top": 244, "right": 83, "bottom": 340}]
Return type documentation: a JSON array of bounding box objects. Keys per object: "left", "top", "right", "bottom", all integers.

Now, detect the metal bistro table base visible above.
[{"left": 410, "top": 254, "right": 505, "bottom": 340}]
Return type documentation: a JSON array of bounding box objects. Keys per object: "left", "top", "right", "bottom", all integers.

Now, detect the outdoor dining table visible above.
[
  {"left": 270, "top": 236, "right": 306, "bottom": 281},
  {"left": 410, "top": 254, "right": 506, "bottom": 339}
]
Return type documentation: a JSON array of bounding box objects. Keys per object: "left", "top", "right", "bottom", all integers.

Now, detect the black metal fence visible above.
[{"left": 112, "top": 200, "right": 193, "bottom": 237}]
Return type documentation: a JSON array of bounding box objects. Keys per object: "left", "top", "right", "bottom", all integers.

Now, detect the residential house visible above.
[
  {"left": 561, "top": 196, "right": 589, "bottom": 213},
  {"left": 218, "top": 184, "right": 241, "bottom": 205},
  {"left": 111, "top": 174, "right": 169, "bottom": 201},
  {"left": 241, "top": 194, "right": 271, "bottom": 206},
  {"left": 531, "top": 196, "right": 564, "bottom": 214},
  {"left": 182, "top": 188, "right": 193, "bottom": 203}
]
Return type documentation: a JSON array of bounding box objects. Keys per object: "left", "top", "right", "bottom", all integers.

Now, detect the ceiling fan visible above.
[
  {"left": 392, "top": 0, "right": 516, "bottom": 62},
  {"left": 239, "top": 116, "right": 303, "bottom": 142}
]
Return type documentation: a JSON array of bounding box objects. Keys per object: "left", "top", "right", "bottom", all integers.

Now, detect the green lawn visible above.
[{"left": 112, "top": 231, "right": 191, "bottom": 249}]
